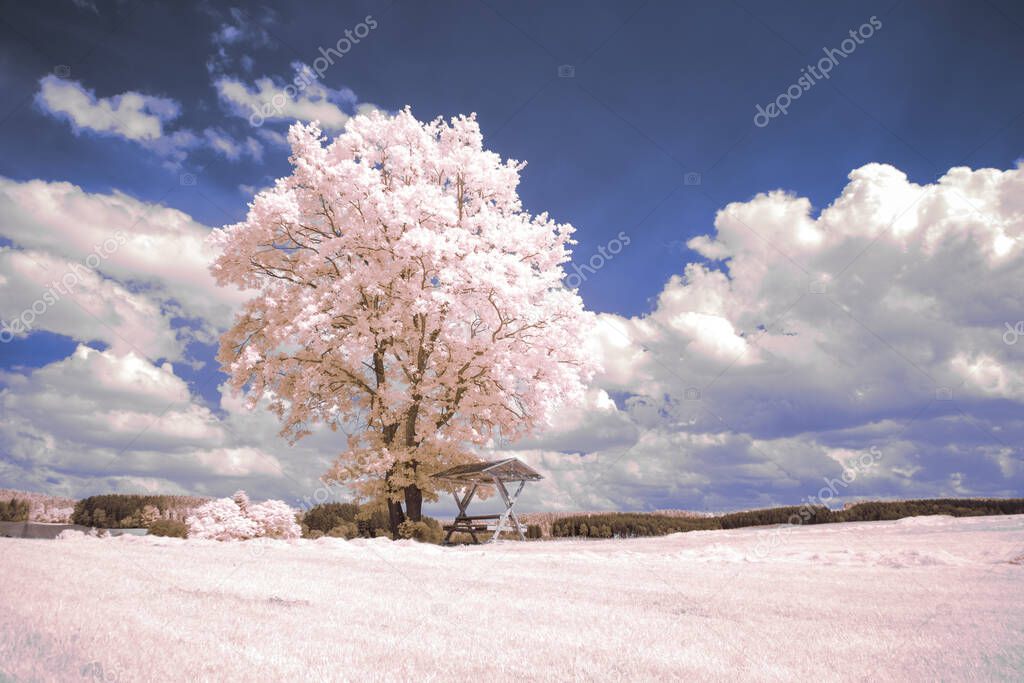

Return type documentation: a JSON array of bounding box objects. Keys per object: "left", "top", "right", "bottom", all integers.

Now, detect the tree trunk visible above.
[
  {"left": 381, "top": 444, "right": 404, "bottom": 537},
  {"left": 387, "top": 499, "right": 405, "bottom": 537},
  {"left": 404, "top": 484, "right": 422, "bottom": 522}
]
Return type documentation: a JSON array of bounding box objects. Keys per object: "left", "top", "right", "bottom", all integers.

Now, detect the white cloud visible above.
[
  {"left": 36, "top": 75, "right": 181, "bottom": 142},
  {"left": 605, "top": 163, "right": 1024, "bottom": 418},
  {"left": 511, "top": 389, "right": 639, "bottom": 454},
  {"left": 0, "top": 248, "right": 184, "bottom": 360},
  {"left": 255, "top": 127, "right": 289, "bottom": 148},
  {"left": 214, "top": 64, "right": 379, "bottom": 131},
  {"left": 206, "top": 6, "right": 275, "bottom": 74},
  {"left": 212, "top": 23, "right": 245, "bottom": 46},
  {"left": 0, "top": 176, "right": 247, "bottom": 347},
  {"left": 194, "top": 447, "right": 283, "bottom": 477},
  {"left": 203, "top": 127, "right": 263, "bottom": 162},
  {"left": 0, "top": 345, "right": 293, "bottom": 498},
  {"left": 214, "top": 75, "right": 347, "bottom": 129},
  {"left": 35, "top": 76, "right": 273, "bottom": 167},
  {"left": 0, "top": 176, "right": 354, "bottom": 501}
]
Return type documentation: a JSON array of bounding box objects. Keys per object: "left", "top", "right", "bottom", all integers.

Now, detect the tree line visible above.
[
  {"left": 72, "top": 494, "right": 210, "bottom": 528},
  {"left": 550, "top": 498, "right": 1024, "bottom": 539},
  {"left": 21, "top": 493, "right": 1024, "bottom": 542},
  {"left": 551, "top": 513, "right": 721, "bottom": 538}
]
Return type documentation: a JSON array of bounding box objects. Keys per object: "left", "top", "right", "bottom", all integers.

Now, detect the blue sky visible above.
[{"left": 1, "top": 0, "right": 1022, "bottom": 513}]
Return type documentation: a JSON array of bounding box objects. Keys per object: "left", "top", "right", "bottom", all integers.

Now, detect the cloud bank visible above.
[{"left": 1, "top": 162, "right": 1022, "bottom": 511}]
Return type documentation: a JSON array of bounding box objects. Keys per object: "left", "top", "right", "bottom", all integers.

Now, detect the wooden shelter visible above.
[{"left": 432, "top": 458, "right": 542, "bottom": 544}]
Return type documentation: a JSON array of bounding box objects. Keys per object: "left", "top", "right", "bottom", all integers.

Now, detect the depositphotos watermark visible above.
[
  {"left": 80, "top": 660, "right": 125, "bottom": 682},
  {"left": 0, "top": 231, "right": 127, "bottom": 343},
  {"left": 249, "top": 15, "right": 378, "bottom": 127},
  {"left": 294, "top": 479, "right": 348, "bottom": 509},
  {"left": 752, "top": 446, "right": 882, "bottom": 558},
  {"left": 564, "top": 230, "right": 631, "bottom": 289},
  {"left": 754, "top": 15, "right": 882, "bottom": 128},
  {"left": 1003, "top": 321, "right": 1024, "bottom": 345}
]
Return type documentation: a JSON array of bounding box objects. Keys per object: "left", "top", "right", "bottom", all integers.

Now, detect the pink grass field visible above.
[{"left": 2, "top": 514, "right": 1022, "bottom": 681}]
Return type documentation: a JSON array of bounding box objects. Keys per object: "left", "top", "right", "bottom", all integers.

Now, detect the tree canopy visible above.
[{"left": 210, "top": 109, "right": 597, "bottom": 531}]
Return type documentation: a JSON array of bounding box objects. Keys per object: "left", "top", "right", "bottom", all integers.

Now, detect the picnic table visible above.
[{"left": 432, "top": 458, "right": 543, "bottom": 544}]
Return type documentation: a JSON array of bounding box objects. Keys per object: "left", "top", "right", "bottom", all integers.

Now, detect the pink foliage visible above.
[
  {"left": 209, "top": 108, "right": 598, "bottom": 501},
  {"left": 187, "top": 493, "right": 299, "bottom": 541},
  {"left": 247, "top": 499, "right": 301, "bottom": 539},
  {"left": 186, "top": 497, "right": 258, "bottom": 541}
]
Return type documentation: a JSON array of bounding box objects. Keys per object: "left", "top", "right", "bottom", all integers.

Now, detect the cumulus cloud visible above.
[
  {"left": 0, "top": 248, "right": 184, "bottom": 360},
  {"left": 0, "top": 176, "right": 353, "bottom": 502},
  {"left": 511, "top": 389, "right": 640, "bottom": 454},
  {"left": 604, "top": 163, "right": 1024, "bottom": 424},
  {"left": 214, "top": 63, "right": 382, "bottom": 131},
  {"left": 35, "top": 76, "right": 200, "bottom": 167},
  {"left": 214, "top": 74, "right": 348, "bottom": 129},
  {"left": 211, "top": 18, "right": 268, "bottom": 48},
  {"left": 0, "top": 345, "right": 293, "bottom": 498},
  {"left": 506, "top": 162, "right": 1024, "bottom": 512},
  {"left": 36, "top": 75, "right": 181, "bottom": 142},
  {"left": 203, "top": 127, "right": 263, "bottom": 162},
  {"left": 35, "top": 76, "right": 270, "bottom": 167},
  {"left": 255, "top": 127, "right": 289, "bottom": 148},
  {"left": 0, "top": 176, "right": 247, "bottom": 345}
]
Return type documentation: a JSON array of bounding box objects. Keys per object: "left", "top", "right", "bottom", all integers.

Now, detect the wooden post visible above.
[
  {"left": 444, "top": 483, "right": 480, "bottom": 544},
  {"left": 490, "top": 476, "right": 526, "bottom": 542}
]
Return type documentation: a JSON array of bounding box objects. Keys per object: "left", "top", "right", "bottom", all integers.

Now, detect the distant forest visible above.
[
  {"left": 547, "top": 498, "right": 1024, "bottom": 538},
  {"left": 0, "top": 489, "right": 76, "bottom": 523},
  {"left": 2, "top": 488, "right": 1023, "bottom": 541}
]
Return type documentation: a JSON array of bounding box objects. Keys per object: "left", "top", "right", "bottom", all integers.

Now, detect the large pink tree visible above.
[{"left": 209, "top": 108, "right": 597, "bottom": 534}]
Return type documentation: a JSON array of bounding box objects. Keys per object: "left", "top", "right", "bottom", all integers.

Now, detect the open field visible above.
[{"left": 2, "top": 515, "right": 1023, "bottom": 681}]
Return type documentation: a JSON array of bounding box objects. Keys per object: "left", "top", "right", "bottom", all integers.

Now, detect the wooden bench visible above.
[
  {"left": 442, "top": 515, "right": 506, "bottom": 544},
  {"left": 442, "top": 524, "right": 489, "bottom": 532}
]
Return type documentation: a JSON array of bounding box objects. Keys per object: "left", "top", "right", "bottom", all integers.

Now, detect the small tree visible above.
[
  {"left": 210, "top": 109, "right": 597, "bottom": 535},
  {"left": 302, "top": 502, "right": 360, "bottom": 534},
  {"left": 186, "top": 493, "right": 300, "bottom": 541},
  {"left": 148, "top": 519, "right": 188, "bottom": 538},
  {"left": 232, "top": 490, "right": 250, "bottom": 514},
  {"left": 140, "top": 504, "right": 161, "bottom": 527},
  {"left": 247, "top": 500, "right": 301, "bottom": 539},
  {"left": 186, "top": 498, "right": 258, "bottom": 541},
  {"left": 0, "top": 498, "right": 30, "bottom": 522}
]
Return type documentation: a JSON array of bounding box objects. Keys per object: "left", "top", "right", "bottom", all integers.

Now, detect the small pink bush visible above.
[
  {"left": 186, "top": 492, "right": 299, "bottom": 541},
  {"left": 186, "top": 497, "right": 258, "bottom": 540},
  {"left": 247, "top": 500, "right": 301, "bottom": 540}
]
